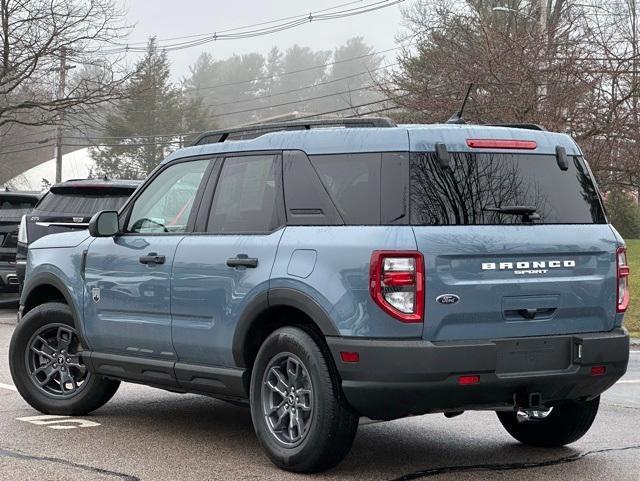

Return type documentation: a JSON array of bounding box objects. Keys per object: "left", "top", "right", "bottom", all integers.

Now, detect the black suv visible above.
[
  {"left": 16, "top": 179, "right": 140, "bottom": 286},
  {"left": 0, "top": 191, "right": 41, "bottom": 302}
]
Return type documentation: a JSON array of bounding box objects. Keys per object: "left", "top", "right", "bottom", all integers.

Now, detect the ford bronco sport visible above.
[{"left": 9, "top": 118, "right": 630, "bottom": 473}]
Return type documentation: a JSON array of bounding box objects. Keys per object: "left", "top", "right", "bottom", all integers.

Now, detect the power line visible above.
[
  {"left": 116, "top": 0, "right": 369, "bottom": 47},
  {"left": 102, "top": 1, "right": 406, "bottom": 54}
]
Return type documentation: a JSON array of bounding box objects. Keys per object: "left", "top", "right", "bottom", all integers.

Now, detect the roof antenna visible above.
[{"left": 446, "top": 83, "right": 474, "bottom": 124}]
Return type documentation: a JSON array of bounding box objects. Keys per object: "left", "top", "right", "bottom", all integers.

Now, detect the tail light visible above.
[
  {"left": 17, "top": 215, "right": 27, "bottom": 244},
  {"left": 617, "top": 246, "right": 630, "bottom": 313},
  {"left": 370, "top": 251, "right": 424, "bottom": 323}
]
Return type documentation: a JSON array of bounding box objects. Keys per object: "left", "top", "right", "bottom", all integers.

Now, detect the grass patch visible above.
[{"left": 624, "top": 239, "right": 640, "bottom": 337}]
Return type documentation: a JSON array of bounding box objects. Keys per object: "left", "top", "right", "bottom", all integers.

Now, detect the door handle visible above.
[
  {"left": 227, "top": 255, "right": 258, "bottom": 268},
  {"left": 139, "top": 253, "right": 166, "bottom": 265}
]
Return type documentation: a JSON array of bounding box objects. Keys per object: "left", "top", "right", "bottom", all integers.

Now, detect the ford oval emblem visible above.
[{"left": 436, "top": 294, "right": 460, "bottom": 305}]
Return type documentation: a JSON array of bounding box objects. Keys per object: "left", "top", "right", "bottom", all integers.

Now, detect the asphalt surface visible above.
[{"left": 0, "top": 308, "right": 639, "bottom": 481}]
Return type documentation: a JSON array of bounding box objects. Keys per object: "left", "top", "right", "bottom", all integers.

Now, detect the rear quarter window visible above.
[{"left": 309, "top": 153, "right": 381, "bottom": 225}]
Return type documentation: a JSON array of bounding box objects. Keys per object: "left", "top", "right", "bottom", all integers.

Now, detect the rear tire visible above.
[
  {"left": 496, "top": 397, "right": 600, "bottom": 447},
  {"left": 9, "top": 302, "right": 120, "bottom": 415},
  {"left": 249, "top": 326, "right": 359, "bottom": 473}
]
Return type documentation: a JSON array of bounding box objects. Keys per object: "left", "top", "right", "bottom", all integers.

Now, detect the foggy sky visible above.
[{"left": 120, "top": 0, "right": 405, "bottom": 78}]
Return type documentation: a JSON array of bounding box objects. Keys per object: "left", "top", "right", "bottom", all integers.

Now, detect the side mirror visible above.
[{"left": 89, "top": 211, "right": 119, "bottom": 237}]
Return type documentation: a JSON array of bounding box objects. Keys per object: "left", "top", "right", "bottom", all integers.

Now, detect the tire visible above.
[
  {"left": 249, "top": 326, "right": 359, "bottom": 473},
  {"left": 496, "top": 397, "right": 600, "bottom": 447},
  {"left": 9, "top": 302, "right": 120, "bottom": 416}
]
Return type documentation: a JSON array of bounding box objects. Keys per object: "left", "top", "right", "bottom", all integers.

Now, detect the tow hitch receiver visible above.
[{"left": 514, "top": 392, "right": 544, "bottom": 410}]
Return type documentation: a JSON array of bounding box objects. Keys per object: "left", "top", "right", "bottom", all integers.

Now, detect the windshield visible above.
[{"left": 410, "top": 152, "right": 606, "bottom": 225}]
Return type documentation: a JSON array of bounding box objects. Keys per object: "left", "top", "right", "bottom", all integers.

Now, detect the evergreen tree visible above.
[
  {"left": 606, "top": 191, "right": 640, "bottom": 239},
  {"left": 92, "top": 38, "right": 208, "bottom": 179}
]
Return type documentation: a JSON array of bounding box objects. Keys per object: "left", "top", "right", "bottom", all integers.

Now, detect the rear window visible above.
[
  {"left": 410, "top": 152, "right": 606, "bottom": 225},
  {"left": 35, "top": 192, "right": 132, "bottom": 216},
  {"left": 0, "top": 196, "right": 38, "bottom": 218}
]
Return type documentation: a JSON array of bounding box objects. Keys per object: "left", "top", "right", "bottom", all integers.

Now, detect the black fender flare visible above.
[
  {"left": 21, "top": 272, "right": 87, "bottom": 346},
  {"left": 232, "top": 287, "right": 340, "bottom": 368}
]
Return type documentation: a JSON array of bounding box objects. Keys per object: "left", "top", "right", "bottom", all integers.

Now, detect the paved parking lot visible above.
[{"left": 0, "top": 308, "right": 639, "bottom": 481}]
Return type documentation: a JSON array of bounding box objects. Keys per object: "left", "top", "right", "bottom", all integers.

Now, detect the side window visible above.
[
  {"left": 207, "top": 154, "right": 282, "bottom": 234},
  {"left": 127, "top": 159, "right": 209, "bottom": 233},
  {"left": 309, "top": 153, "right": 381, "bottom": 224}
]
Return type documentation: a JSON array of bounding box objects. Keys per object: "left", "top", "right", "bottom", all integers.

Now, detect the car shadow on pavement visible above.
[{"left": 87, "top": 392, "right": 616, "bottom": 480}]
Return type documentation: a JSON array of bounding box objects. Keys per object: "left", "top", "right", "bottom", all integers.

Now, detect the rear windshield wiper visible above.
[{"left": 483, "top": 205, "right": 541, "bottom": 221}]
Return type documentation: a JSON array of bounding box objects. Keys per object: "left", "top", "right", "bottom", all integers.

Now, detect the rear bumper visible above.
[{"left": 327, "top": 329, "right": 629, "bottom": 420}]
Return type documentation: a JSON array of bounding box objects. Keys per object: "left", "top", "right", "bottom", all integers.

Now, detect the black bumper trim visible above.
[{"left": 327, "top": 329, "right": 629, "bottom": 420}]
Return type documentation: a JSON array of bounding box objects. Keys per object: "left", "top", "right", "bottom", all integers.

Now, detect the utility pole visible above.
[
  {"left": 537, "top": 0, "right": 549, "bottom": 108},
  {"left": 53, "top": 47, "right": 75, "bottom": 184}
]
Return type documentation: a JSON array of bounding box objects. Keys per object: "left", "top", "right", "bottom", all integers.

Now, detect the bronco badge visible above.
[{"left": 91, "top": 287, "right": 100, "bottom": 303}]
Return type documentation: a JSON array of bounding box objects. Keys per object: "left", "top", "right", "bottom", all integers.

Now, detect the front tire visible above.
[
  {"left": 496, "top": 397, "right": 600, "bottom": 447},
  {"left": 9, "top": 302, "right": 120, "bottom": 415},
  {"left": 249, "top": 326, "right": 359, "bottom": 473}
]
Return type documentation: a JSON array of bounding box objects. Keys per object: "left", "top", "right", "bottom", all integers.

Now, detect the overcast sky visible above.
[{"left": 120, "top": 0, "right": 406, "bottom": 79}]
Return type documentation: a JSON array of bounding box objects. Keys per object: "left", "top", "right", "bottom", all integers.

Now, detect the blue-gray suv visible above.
[{"left": 9, "top": 118, "right": 630, "bottom": 472}]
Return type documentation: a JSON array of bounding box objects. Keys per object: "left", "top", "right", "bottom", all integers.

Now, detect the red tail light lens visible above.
[
  {"left": 370, "top": 251, "right": 424, "bottom": 323},
  {"left": 617, "top": 246, "right": 630, "bottom": 313},
  {"left": 466, "top": 139, "right": 538, "bottom": 150}
]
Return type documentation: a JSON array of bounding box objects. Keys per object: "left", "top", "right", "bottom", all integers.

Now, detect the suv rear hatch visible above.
[
  {"left": 27, "top": 182, "right": 137, "bottom": 244},
  {"left": 408, "top": 130, "right": 619, "bottom": 342}
]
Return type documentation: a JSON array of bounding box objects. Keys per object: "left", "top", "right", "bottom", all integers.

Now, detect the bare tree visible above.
[
  {"left": 385, "top": 0, "right": 640, "bottom": 195},
  {"left": 0, "top": 0, "right": 131, "bottom": 130}
]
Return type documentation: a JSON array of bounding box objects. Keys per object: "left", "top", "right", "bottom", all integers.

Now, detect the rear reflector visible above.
[
  {"left": 466, "top": 139, "right": 538, "bottom": 150},
  {"left": 591, "top": 366, "right": 606, "bottom": 376},
  {"left": 340, "top": 352, "right": 360, "bottom": 363},
  {"left": 458, "top": 375, "right": 480, "bottom": 385}
]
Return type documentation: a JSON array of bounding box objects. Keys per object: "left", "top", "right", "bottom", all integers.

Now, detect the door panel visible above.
[
  {"left": 83, "top": 236, "right": 181, "bottom": 358},
  {"left": 171, "top": 231, "right": 284, "bottom": 366}
]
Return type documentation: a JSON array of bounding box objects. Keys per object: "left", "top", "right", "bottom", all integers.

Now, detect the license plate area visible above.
[{"left": 496, "top": 337, "right": 571, "bottom": 374}]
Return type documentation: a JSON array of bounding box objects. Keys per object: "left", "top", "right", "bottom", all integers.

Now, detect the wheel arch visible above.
[
  {"left": 20, "top": 272, "right": 85, "bottom": 344},
  {"left": 232, "top": 287, "right": 340, "bottom": 371}
]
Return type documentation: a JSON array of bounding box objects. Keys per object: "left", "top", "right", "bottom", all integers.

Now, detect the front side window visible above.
[
  {"left": 127, "top": 159, "right": 209, "bottom": 233},
  {"left": 207, "top": 155, "right": 281, "bottom": 233},
  {"left": 410, "top": 152, "right": 606, "bottom": 225}
]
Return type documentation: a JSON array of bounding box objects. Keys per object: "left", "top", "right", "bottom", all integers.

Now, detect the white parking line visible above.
[
  {"left": 0, "top": 382, "right": 16, "bottom": 391},
  {"left": 617, "top": 380, "right": 640, "bottom": 384}
]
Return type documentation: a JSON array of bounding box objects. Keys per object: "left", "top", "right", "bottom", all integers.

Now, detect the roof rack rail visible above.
[
  {"left": 192, "top": 117, "right": 397, "bottom": 146},
  {"left": 487, "top": 123, "right": 546, "bottom": 131}
]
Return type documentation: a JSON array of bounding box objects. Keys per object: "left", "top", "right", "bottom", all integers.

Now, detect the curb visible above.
[{"left": 631, "top": 338, "right": 640, "bottom": 347}]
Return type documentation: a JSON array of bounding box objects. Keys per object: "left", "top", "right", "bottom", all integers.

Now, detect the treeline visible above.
[{"left": 92, "top": 37, "right": 383, "bottom": 178}]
